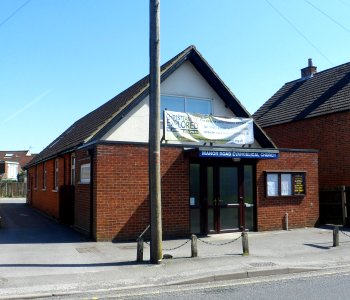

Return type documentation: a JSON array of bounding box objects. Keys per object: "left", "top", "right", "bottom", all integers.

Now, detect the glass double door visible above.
[
  {"left": 207, "top": 166, "right": 239, "bottom": 231},
  {"left": 190, "top": 163, "right": 255, "bottom": 234},
  {"left": 206, "top": 165, "right": 254, "bottom": 233}
]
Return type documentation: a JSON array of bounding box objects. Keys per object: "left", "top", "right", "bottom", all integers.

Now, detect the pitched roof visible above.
[
  {"left": 27, "top": 45, "right": 275, "bottom": 168},
  {"left": 0, "top": 150, "right": 35, "bottom": 168},
  {"left": 253, "top": 62, "right": 350, "bottom": 128}
]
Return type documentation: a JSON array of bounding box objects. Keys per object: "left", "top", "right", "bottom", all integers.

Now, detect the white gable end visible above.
[{"left": 102, "top": 61, "right": 261, "bottom": 147}]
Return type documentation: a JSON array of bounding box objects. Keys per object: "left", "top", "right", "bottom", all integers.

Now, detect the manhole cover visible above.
[
  {"left": 76, "top": 247, "right": 99, "bottom": 253},
  {"left": 249, "top": 262, "right": 277, "bottom": 267}
]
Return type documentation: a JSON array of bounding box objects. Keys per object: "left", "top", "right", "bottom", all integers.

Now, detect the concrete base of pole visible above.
[
  {"left": 191, "top": 234, "right": 198, "bottom": 257},
  {"left": 333, "top": 225, "right": 339, "bottom": 247},
  {"left": 242, "top": 232, "right": 249, "bottom": 256}
]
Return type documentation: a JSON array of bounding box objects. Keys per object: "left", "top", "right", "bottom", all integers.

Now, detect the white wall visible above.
[{"left": 102, "top": 61, "right": 261, "bottom": 148}]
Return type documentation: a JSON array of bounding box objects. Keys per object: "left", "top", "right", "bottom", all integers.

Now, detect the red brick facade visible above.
[
  {"left": 256, "top": 150, "right": 319, "bottom": 231},
  {"left": 27, "top": 144, "right": 319, "bottom": 240},
  {"left": 93, "top": 144, "right": 189, "bottom": 241},
  {"left": 263, "top": 111, "right": 350, "bottom": 188},
  {"left": 27, "top": 153, "right": 72, "bottom": 219}
]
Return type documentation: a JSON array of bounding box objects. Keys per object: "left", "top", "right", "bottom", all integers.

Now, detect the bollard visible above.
[
  {"left": 285, "top": 212, "right": 289, "bottom": 231},
  {"left": 241, "top": 231, "right": 249, "bottom": 256},
  {"left": 136, "top": 238, "right": 144, "bottom": 262},
  {"left": 191, "top": 234, "right": 198, "bottom": 257},
  {"left": 333, "top": 225, "right": 339, "bottom": 247}
]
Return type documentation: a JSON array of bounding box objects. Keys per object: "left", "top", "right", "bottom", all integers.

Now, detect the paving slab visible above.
[{"left": 1, "top": 198, "right": 350, "bottom": 298}]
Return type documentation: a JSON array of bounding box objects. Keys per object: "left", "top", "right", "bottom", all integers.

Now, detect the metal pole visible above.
[{"left": 149, "top": 0, "right": 162, "bottom": 264}]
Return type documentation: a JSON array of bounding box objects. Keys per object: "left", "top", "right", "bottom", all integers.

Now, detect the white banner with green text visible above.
[{"left": 164, "top": 110, "right": 254, "bottom": 144}]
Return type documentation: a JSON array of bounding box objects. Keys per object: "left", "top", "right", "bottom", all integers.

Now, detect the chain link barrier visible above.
[
  {"left": 143, "top": 238, "right": 191, "bottom": 251},
  {"left": 197, "top": 235, "right": 241, "bottom": 246},
  {"left": 143, "top": 234, "right": 241, "bottom": 250},
  {"left": 340, "top": 227, "right": 350, "bottom": 238}
]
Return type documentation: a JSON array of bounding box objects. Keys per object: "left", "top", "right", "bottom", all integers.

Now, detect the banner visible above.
[{"left": 164, "top": 110, "right": 254, "bottom": 144}]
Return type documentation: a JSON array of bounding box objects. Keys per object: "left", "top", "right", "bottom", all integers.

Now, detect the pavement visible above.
[{"left": 1, "top": 198, "right": 350, "bottom": 299}]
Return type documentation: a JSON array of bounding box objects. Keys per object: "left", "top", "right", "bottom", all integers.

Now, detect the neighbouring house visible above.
[
  {"left": 25, "top": 46, "right": 319, "bottom": 241},
  {"left": 253, "top": 59, "right": 350, "bottom": 224},
  {"left": 0, "top": 150, "right": 35, "bottom": 181}
]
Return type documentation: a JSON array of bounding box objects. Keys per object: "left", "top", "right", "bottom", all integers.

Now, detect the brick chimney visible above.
[{"left": 301, "top": 58, "right": 317, "bottom": 78}]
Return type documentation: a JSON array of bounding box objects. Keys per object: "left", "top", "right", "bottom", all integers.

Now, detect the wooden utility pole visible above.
[{"left": 149, "top": 0, "right": 162, "bottom": 264}]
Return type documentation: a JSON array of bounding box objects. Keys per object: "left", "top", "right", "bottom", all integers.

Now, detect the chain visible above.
[
  {"left": 143, "top": 235, "right": 241, "bottom": 249},
  {"left": 163, "top": 239, "right": 191, "bottom": 251},
  {"left": 197, "top": 235, "right": 241, "bottom": 246},
  {"left": 143, "top": 239, "right": 191, "bottom": 251},
  {"left": 340, "top": 228, "right": 350, "bottom": 238}
]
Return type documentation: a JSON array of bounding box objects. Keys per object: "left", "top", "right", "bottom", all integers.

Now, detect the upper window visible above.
[
  {"left": 266, "top": 172, "right": 306, "bottom": 197},
  {"left": 161, "top": 95, "right": 212, "bottom": 119}
]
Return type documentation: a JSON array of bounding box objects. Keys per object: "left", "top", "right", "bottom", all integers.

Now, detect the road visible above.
[{"left": 42, "top": 267, "right": 350, "bottom": 300}]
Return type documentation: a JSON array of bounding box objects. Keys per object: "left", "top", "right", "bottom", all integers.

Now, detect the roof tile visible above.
[{"left": 254, "top": 62, "right": 350, "bottom": 127}]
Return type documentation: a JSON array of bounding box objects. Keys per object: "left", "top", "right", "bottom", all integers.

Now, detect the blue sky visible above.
[{"left": 2, "top": 0, "right": 350, "bottom": 153}]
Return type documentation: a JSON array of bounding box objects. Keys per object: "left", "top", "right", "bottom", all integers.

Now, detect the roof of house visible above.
[
  {"left": 0, "top": 150, "right": 35, "bottom": 168},
  {"left": 253, "top": 62, "right": 350, "bottom": 128},
  {"left": 27, "top": 45, "right": 275, "bottom": 168}
]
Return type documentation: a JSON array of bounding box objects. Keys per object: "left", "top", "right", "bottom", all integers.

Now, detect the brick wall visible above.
[
  {"left": 263, "top": 111, "right": 350, "bottom": 187},
  {"left": 94, "top": 143, "right": 189, "bottom": 241},
  {"left": 256, "top": 150, "right": 319, "bottom": 231},
  {"left": 26, "top": 154, "right": 71, "bottom": 219}
]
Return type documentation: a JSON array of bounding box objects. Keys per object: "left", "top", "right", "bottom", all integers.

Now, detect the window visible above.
[
  {"left": 42, "top": 162, "right": 46, "bottom": 190},
  {"left": 80, "top": 163, "right": 90, "bottom": 184},
  {"left": 34, "top": 166, "right": 38, "bottom": 189},
  {"left": 71, "top": 154, "right": 76, "bottom": 185},
  {"left": 266, "top": 172, "right": 306, "bottom": 197},
  {"left": 161, "top": 95, "right": 212, "bottom": 119},
  {"left": 7, "top": 163, "right": 18, "bottom": 180},
  {"left": 54, "top": 158, "right": 59, "bottom": 191}
]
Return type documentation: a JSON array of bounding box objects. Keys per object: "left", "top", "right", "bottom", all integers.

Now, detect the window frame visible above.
[
  {"left": 53, "top": 158, "right": 59, "bottom": 191},
  {"left": 71, "top": 154, "right": 76, "bottom": 186},
  {"left": 160, "top": 95, "right": 213, "bottom": 120},
  {"left": 34, "top": 165, "right": 38, "bottom": 189},
  {"left": 42, "top": 162, "right": 46, "bottom": 190},
  {"left": 265, "top": 171, "right": 306, "bottom": 197},
  {"left": 80, "top": 163, "right": 91, "bottom": 184}
]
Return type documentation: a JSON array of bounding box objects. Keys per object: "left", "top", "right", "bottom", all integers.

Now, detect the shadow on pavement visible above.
[
  {"left": 0, "top": 261, "right": 145, "bottom": 268},
  {"left": 304, "top": 243, "right": 332, "bottom": 250},
  {"left": 0, "top": 201, "right": 87, "bottom": 244}
]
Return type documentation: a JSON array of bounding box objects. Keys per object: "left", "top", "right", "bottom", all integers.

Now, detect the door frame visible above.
[{"left": 189, "top": 158, "right": 256, "bottom": 234}]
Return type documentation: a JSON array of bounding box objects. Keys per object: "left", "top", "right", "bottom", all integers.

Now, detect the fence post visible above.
[
  {"left": 191, "top": 234, "right": 198, "bottom": 257},
  {"left": 242, "top": 231, "right": 249, "bottom": 256},
  {"left": 136, "top": 238, "right": 144, "bottom": 262},
  {"left": 333, "top": 225, "right": 339, "bottom": 247}
]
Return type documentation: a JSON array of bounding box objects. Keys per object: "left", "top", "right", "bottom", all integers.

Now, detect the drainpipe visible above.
[{"left": 88, "top": 148, "right": 95, "bottom": 240}]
